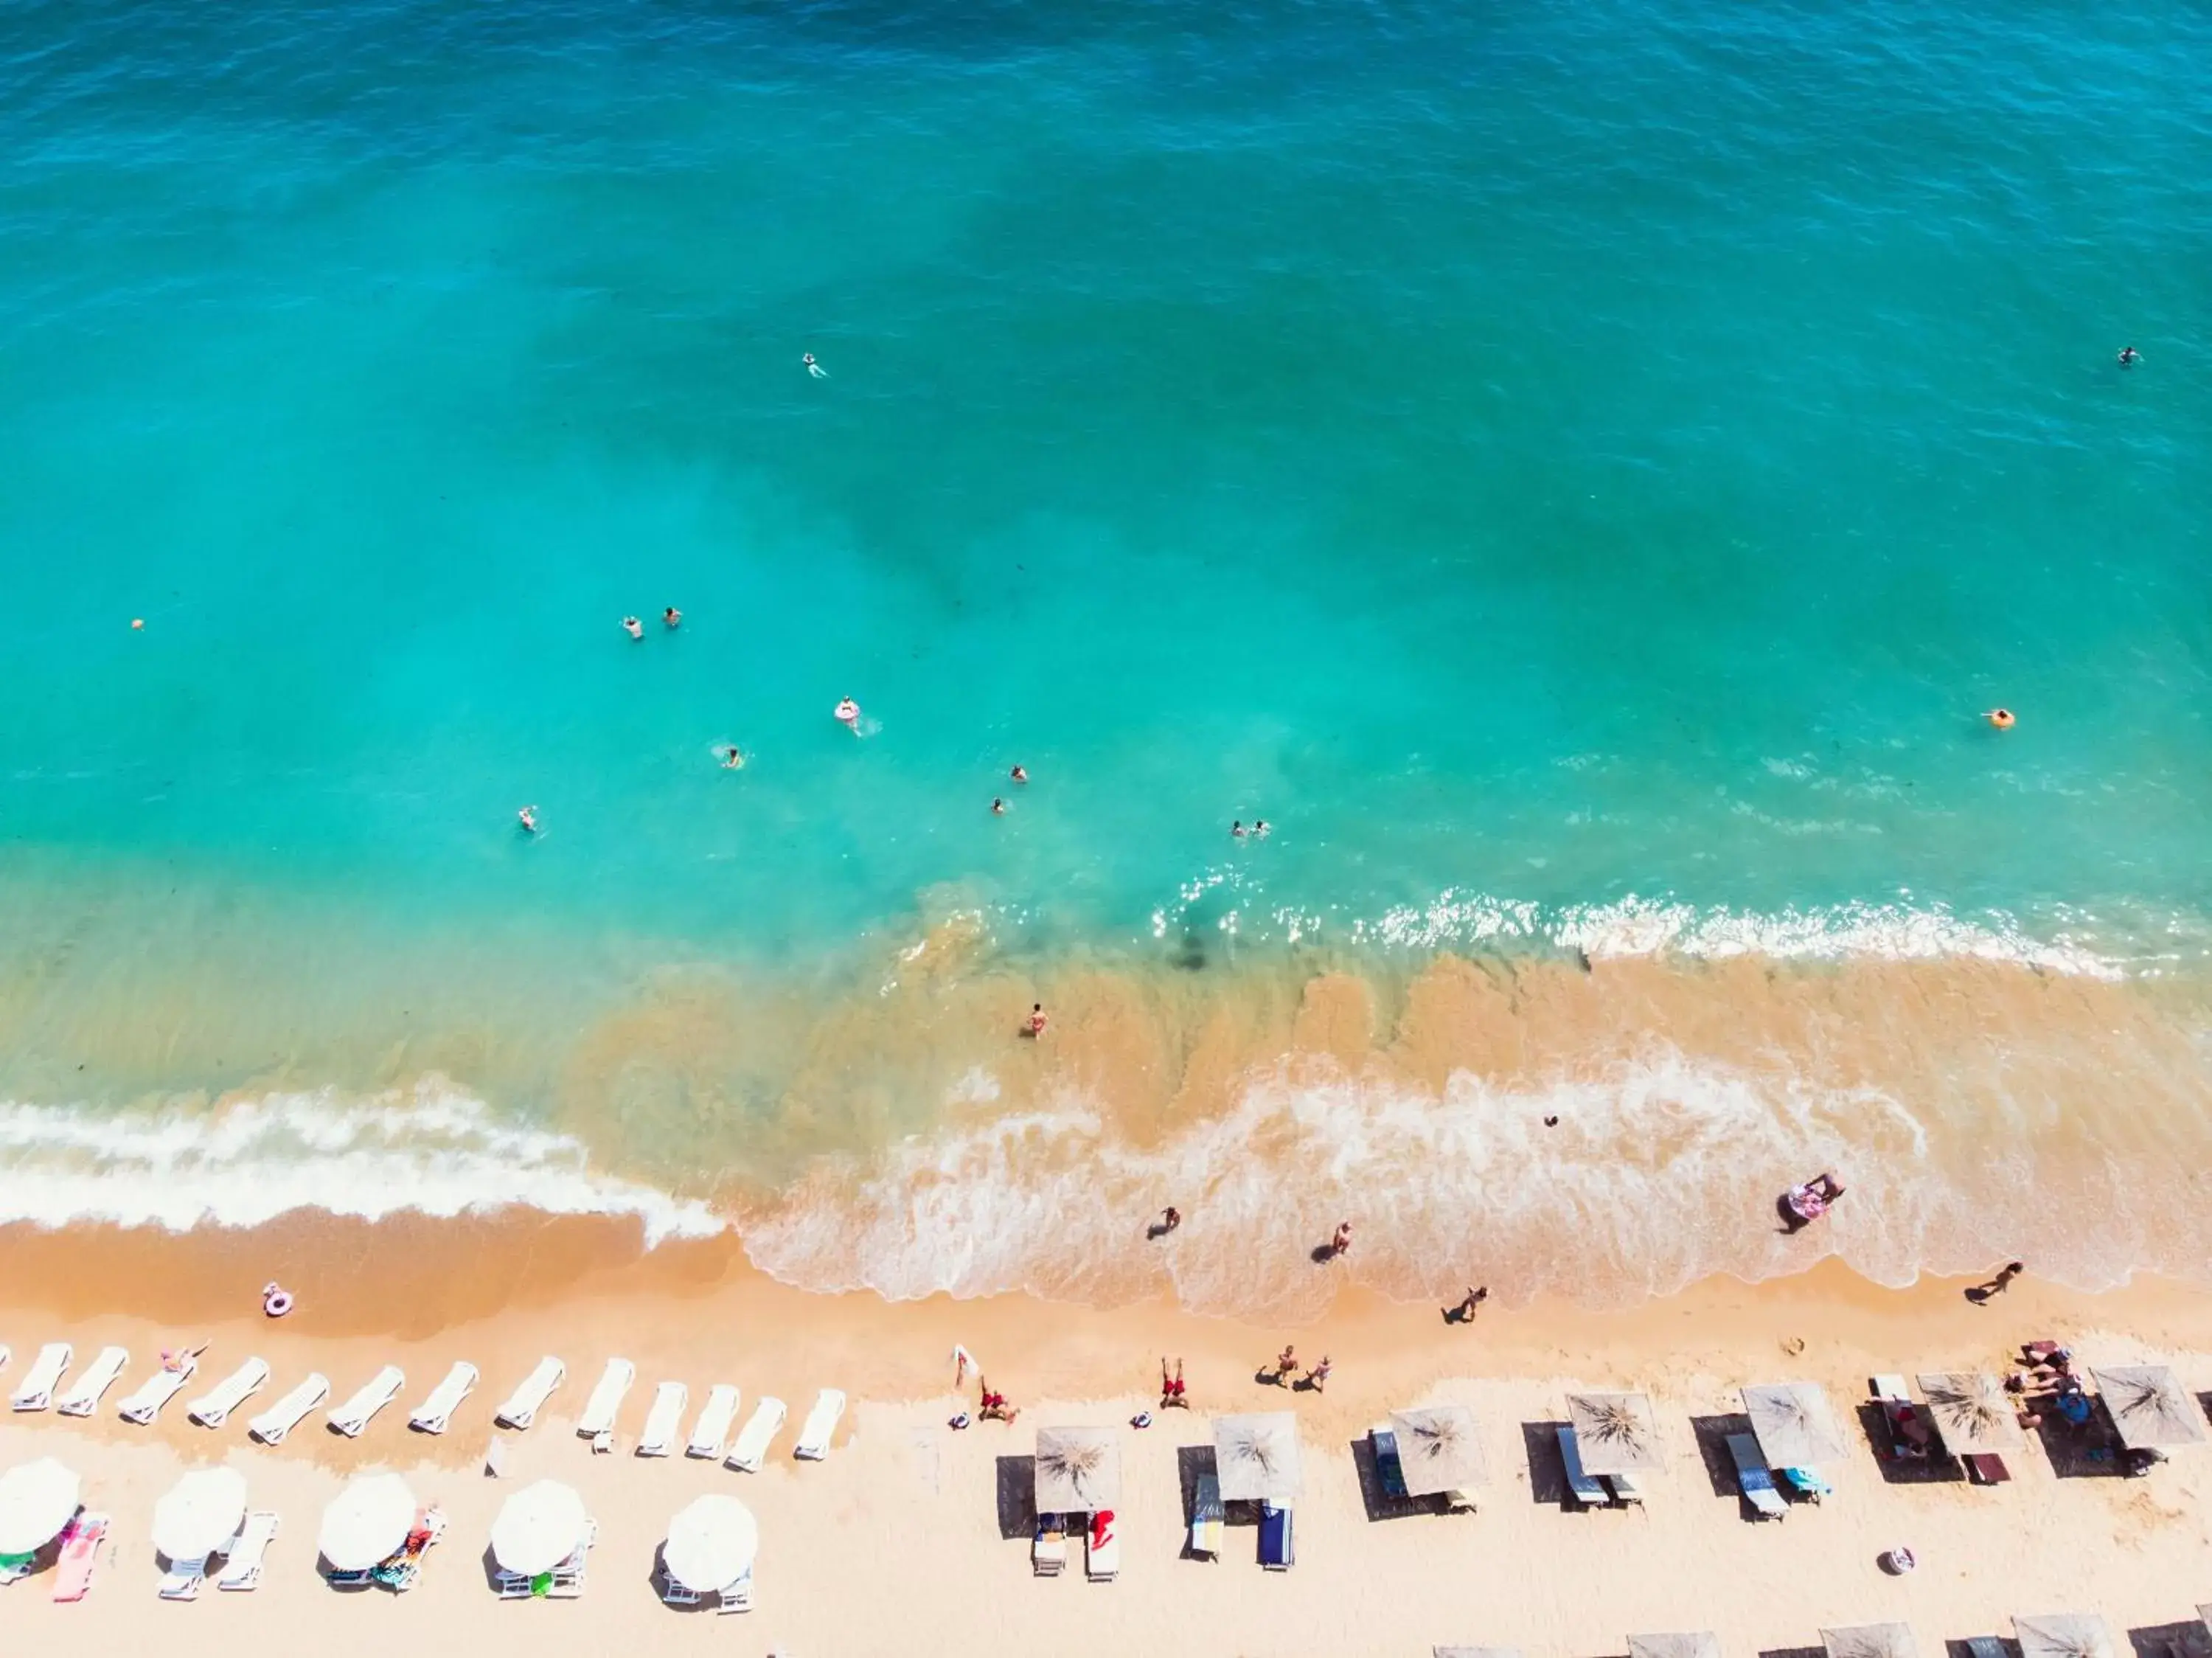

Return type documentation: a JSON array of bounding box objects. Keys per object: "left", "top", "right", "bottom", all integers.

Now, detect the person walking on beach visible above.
[
  {"left": 1304, "top": 1355, "right": 1332, "bottom": 1393},
  {"left": 1967, "top": 1261, "right": 2025, "bottom": 1304},
  {"left": 1329, "top": 1220, "right": 1354, "bottom": 1258},
  {"left": 1025, "top": 1002, "right": 1049, "bottom": 1038},
  {"left": 1270, "top": 1344, "right": 1298, "bottom": 1386},
  {"left": 1160, "top": 1358, "right": 1189, "bottom": 1409},
  {"left": 1154, "top": 1205, "right": 1181, "bottom": 1237},
  {"left": 1447, "top": 1285, "right": 1488, "bottom": 1323}
]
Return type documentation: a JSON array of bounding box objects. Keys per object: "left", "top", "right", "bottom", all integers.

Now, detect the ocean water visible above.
[{"left": 4, "top": 0, "right": 2211, "bottom": 1311}]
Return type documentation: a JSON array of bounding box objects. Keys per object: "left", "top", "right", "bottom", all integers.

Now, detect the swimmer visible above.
[
  {"left": 1985, "top": 707, "right": 2016, "bottom": 730},
  {"left": 835, "top": 696, "right": 861, "bottom": 732},
  {"left": 130, "top": 617, "right": 145, "bottom": 631},
  {"left": 518, "top": 805, "right": 539, "bottom": 833},
  {"left": 622, "top": 615, "right": 643, "bottom": 640},
  {"left": 2118, "top": 345, "right": 2140, "bottom": 367},
  {"left": 1009, "top": 764, "right": 1029, "bottom": 785},
  {"left": 991, "top": 797, "right": 1006, "bottom": 816},
  {"left": 722, "top": 746, "right": 745, "bottom": 770},
  {"left": 1231, "top": 820, "right": 1246, "bottom": 838},
  {"left": 1254, "top": 819, "right": 1270, "bottom": 838},
  {"left": 803, "top": 352, "right": 827, "bottom": 379},
  {"left": 662, "top": 606, "right": 682, "bottom": 628}
]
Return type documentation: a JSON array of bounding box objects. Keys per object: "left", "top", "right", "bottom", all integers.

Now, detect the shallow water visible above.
[{"left": 2, "top": 0, "right": 2209, "bottom": 1310}]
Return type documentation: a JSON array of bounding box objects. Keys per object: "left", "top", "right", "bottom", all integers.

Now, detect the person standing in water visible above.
[
  {"left": 518, "top": 805, "right": 540, "bottom": 833},
  {"left": 1009, "top": 764, "right": 1029, "bottom": 785},
  {"left": 835, "top": 696, "right": 861, "bottom": 733},
  {"left": 622, "top": 615, "right": 643, "bottom": 639},
  {"left": 662, "top": 606, "right": 682, "bottom": 628}
]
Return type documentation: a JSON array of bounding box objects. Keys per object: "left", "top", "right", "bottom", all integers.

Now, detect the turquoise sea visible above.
[{"left": 3, "top": 0, "right": 2210, "bottom": 1311}]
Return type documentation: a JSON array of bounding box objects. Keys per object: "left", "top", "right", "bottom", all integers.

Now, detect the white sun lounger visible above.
[
  {"left": 188, "top": 1357, "right": 271, "bottom": 1429},
  {"left": 119, "top": 1357, "right": 195, "bottom": 1425},
  {"left": 158, "top": 1553, "right": 209, "bottom": 1600},
  {"left": 576, "top": 1357, "right": 636, "bottom": 1447},
  {"left": 1085, "top": 1513, "right": 1121, "bottom": 1582},
  {"left": 215, "top": 1511, "right": 279, "bottom": 1592},
  {"left": 494, "top": 1356, "right": 564, "bottom": 1430},
  {"left": 717, "top": 1564, "right": 753, "bottom": 1613},
  {"left": 408, "top": 1360, "right": 478, "bottom": 1435},
  {"left": 725, "top": 1397, "right": 786, "bottom": 1472},
  {"left": 248, "top": 1372, "right": 330, "bottom": 1445},
  {"left": 686, "top": 1384, "right": 741, "bottom": 1460},
  {"left": 56, "top": 1346, "right": 131, "bottom": 1418},
  {"left": 793, "top": 1388, "right": 846, "bottom": 1460},
  {"left": 10, "top": 1342, "right": 72, "bottom": 1411},
  {"left": 637, "top": 1381, "right": 688, "bottom": 1457},
  {"left": 327, "top": 1365, "right": 404, "bottom": 1437}
]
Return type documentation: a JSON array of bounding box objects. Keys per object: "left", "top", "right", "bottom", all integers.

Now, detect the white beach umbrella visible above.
[
  {"left": 0, "top": 1457, "right": 82, "bottom": 1555},
  {"left": 661, "top": 1494, "right": 759, "bottom": 1592},
  {"left": 491, "top": 1479, "right": 589, "bottom": 1577},
  {"left": 152, "top": 1467, "right": 248, "bottom": 1562},
  {"left": 319, "top": 1472, "right": 417, "bottom": 1572}
]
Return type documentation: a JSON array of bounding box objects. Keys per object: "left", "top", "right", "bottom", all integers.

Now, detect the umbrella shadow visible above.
[
  {"left": 1518, "top": 1420, "right": 1571, "bottom": 1507},
  {"left": 2029, "top": 1408, "right": 2125, "bottom": 1478},
  {"left": 994, "top": 1455, "right": 1037, "bottom": 1541},
  {"left": 2128, "top": 1623, "right": 2212, "bottom": 1658},
  {"left": 1944, "top": 1641, "right": 2020, "bottom": 1658},
  {"left": 1688, "top": 1413, "right": 1756, "bottom": 1502},
  {"left": 1348, "top": 1435, "right": 1433, "bottom": 1522},
  {"left": 1852, "top": 1402, "right": 1961, "bottom": 1485},
  {"left": 644, "top": 1542, "right": 706, "bottom": 1614},
  {"left": 1760, "top": 1646, "right": 1826, "bottom": 1658}
]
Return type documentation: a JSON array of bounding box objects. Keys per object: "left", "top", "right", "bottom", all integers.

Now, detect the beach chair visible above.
[
  {"left": 51, "top": 1512, "right": 108, "bottom": 1603},
  {"left": 1965, "top": 1453, "right": 2011, "bottom": 1485},
  {"left": 1556, "top": 1426, "right": 1613, "bottom": 1508},
  {"left": 637, "top": 1381, "right": 688, "bottom": 1457},
  {"left": 575, "top": 1357, "right": 635, "bottom": 1449},
  {"left": 249, "top": 1371, "right": 330, "bottom": 1446},
  {"left": 1085, "top": 1510, "right": 1121, "bottom": 1582},
  {"left": 793, "top": 1388, "right": 846, "bottom": 1460},
  {"left": 494, "top": 1356, "right": 563, "bottom": 1430},
  {"left": 1726, "top": 1433, "right": 1788, "bottom": 1520},
  {"left": 1604, "top": 1470, "right": 1646, "bottom": 1505},
  {"left": 686, "top": 1383, "right": 741, "bottom": 1460},
  {"left": 1371, "top": 1423, "right": 1409, "bottom": 1499},
  {"left": 726, "top": 1396, "right": 786, "bottom": 1472},
  {"left": 158, "top": 1554, "right": 208, "bottom": 1600},
  {"left": 118, "top": 1359, "right": 195, "bottom": 1426},
  {"left": 1258, "top": 1502, "right": 1294, "bottom": 1570},
  {"left": 216, "top": 1512, "right": 278, "bottom": 1592},
  {"left": 547, "top": 1522, "right": 595, "bottom": 1598},
  {"left": 327, "top": 1366, "right": 405, "bottom": 1437},
  {"left": 663, "top": 1579, "right": 700, "bottom": 1606},
  {"left": 1965, "top": 1640, "right": 2007, "bottom": 1658},
  {"left": 10, "top": 1342, "right": 72, "bottom": 1412},
  {"left": 408, "top": 1360, "right": 477, "bottom": 1435},
  {"left": 187, "top": 1356, "right": 271, "bottom": 1429},
  {"left": 493, "top": 1567, "right": 532, "bottom": 1599},
  {"left": 56, "top": 1347, "right": 129, "bottom": 1418},
  {"left": 717, "top": 1564, "right": 753, "bottom": 1613},
  {"left": 1778, "top": 1466, "right": 1832, "bottom": 1502},
  {"left": 1032, "top": 1513, "right": 1067, "bottom": 1576},
  {"left": 1189, "top": 1472, "right": 1224, "bottom": 1558}
]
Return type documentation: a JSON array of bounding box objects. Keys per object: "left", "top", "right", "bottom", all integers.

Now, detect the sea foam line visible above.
[{"left": 0, "top": 1082, "right": 725, "bottom": 1244}]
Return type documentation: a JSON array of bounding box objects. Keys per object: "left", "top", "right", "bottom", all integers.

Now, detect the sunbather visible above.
[
  {"left": 1160, "top": 1358, "right": 1189, "bottom": 1409},
  {"left": 978, "top": 1379, "right": 1018, "bottom": 1423}
]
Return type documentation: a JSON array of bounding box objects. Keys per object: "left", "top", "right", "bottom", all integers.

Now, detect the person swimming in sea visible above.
[
  {"left": 1984, "top": 707, "right": 2016, "bottom": 730},
  {"left": 1009, "top": 764, "right": 1029, "bottom": 785},
  {"left": 804, "top": 351, "right": 827, "bottom": 379},
  {"left": 622, "top": 615, "right": 643, "bottom": 640},
  {"left": 722, "top": 746, "right": 745, "bottom": 770},
  {"left": 835, "top": 696, "right": 860, "bottom": 732},
  {"left": 518, "top": 805, "right": 540, "bottom": 833},
  {"left": 2118, "top": 344, "right": 2140, "bottom": 367},
  {"left": 1231, "top": 820, "right": 1246, "bottom": 838},
  {"left": 991, "top": 797, "right": 1006, "bottom": 816},
  {"left": 663, "top": 606, "right": 682, "bottom": 628}
]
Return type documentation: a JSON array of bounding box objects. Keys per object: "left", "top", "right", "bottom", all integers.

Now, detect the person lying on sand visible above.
[{"left": 1161, "top": 1358, "right": 1189, "bottom": 1409}]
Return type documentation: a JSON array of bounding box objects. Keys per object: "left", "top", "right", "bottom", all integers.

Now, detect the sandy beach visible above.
[{"left": 3, "top": 1218, "right": 2211, "bottom": 1655}]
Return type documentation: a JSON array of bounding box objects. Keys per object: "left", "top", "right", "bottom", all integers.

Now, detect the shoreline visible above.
[{"left": 6, "top": 1215, "right": 2212, "bottom": 1653}]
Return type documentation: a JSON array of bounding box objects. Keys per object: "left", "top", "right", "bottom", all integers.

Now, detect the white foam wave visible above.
[
  {"left": 0, "top": 1082, "right": 726, "bottom": 1244},
  {"left": 1341, "top": 890, "right": 2121, "bottom": 978},
  {"left": 740, "top": 1050, "right": 1970, "bottom": 1314}
]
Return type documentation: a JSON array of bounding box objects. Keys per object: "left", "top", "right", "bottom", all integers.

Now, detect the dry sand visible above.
[{"left": 2, "top": 1218, "right": 2211, "bottom": 1655}]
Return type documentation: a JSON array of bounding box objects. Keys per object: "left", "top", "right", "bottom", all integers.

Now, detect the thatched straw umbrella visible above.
[
  {"left": 2013, "top": 1614, "right": 2117, "bottom": 1658},
  {"left": 2087, "top": 1366, "right": 2207, "bottom": 1451},
  {"left": 1212, "top": 1412, "right": 1302, "bottom": 1505},
  {"left": 1565, "top": 1392, "right": 1664, "bottom": 1475},
  {"left": 1742, "top": 1382, "right": 1849, "bottom": 1468},
  {"left": 1820, "top": 1624, "right": 1919, "bottom": 1658},
  {"left": 1388, "top": 1406, "right": 1489, "bottom": 1497},
  {"left": 1630, "top": 1631, "right": 1721, "bottom": 1658},
  {"left": 1033, "top": 1426, "right": 1121, "bottom": 1513},
  {"left": 1913, "top": 1373, "right": 2025, "bottom": 1456}
]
